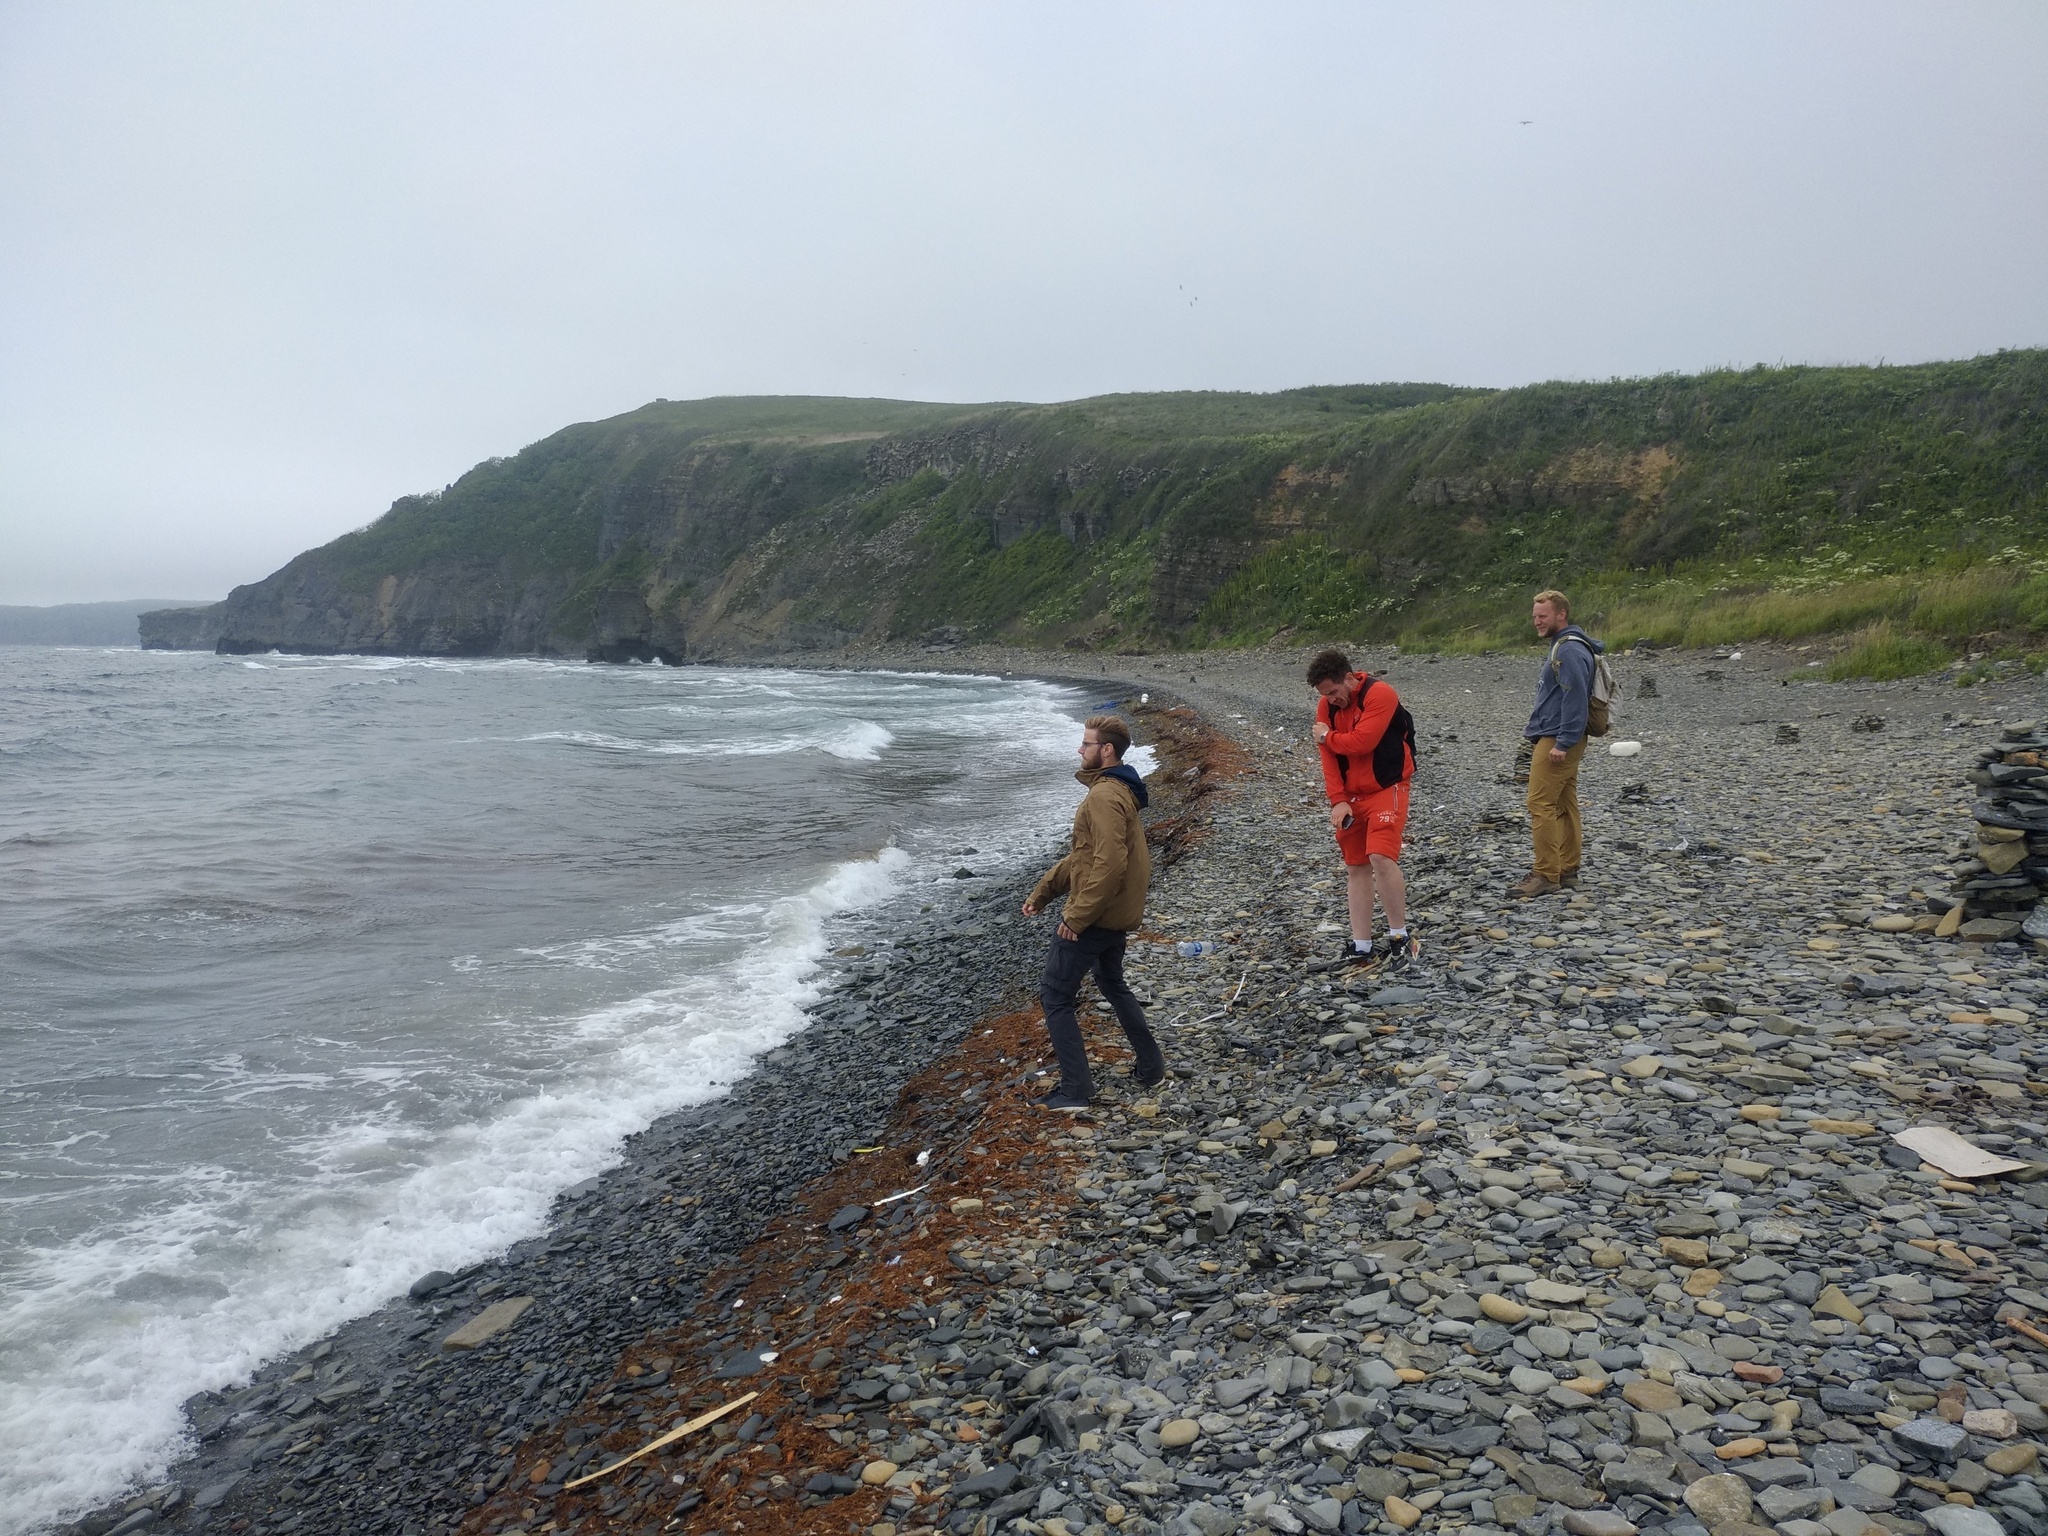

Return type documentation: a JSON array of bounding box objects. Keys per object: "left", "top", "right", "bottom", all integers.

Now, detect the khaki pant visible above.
[{"left": 1526, "top": 735, "right": 1586, "bottom": 880}]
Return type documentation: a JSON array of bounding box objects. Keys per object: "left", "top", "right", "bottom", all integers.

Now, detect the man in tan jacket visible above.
[{"left": 1020, "top": 714, "right": 1165, "bottom": 1111}]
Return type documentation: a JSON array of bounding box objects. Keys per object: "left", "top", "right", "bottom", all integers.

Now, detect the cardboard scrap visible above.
[{"left": 1893, "top": 1125, "right": 2029, "bottom": 1180}]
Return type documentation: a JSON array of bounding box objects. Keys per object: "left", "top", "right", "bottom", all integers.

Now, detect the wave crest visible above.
[
  {"left": 0, "top": 845, "right": 913, "bottom": 1532},
  {"left": 515, "top": 722, "right": 892, "bottom": 759}
]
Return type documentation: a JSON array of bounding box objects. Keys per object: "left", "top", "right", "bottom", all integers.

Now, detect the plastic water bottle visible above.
[{"left": 1177, "top": 940, "right": 1218, "bottom": 958}]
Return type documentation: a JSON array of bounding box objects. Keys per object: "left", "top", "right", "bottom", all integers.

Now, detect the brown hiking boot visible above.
[
  {"left": 1560, "top": 867, "right": 1580, "bottom": 888},
  {"left": 1509, "top": 873, "right": 1560, "bottom": 899}
]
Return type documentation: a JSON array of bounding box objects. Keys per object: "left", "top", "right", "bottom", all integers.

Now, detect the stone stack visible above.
[{"left": 1955, "top": 720, "right": 2048, "bottom": 941}]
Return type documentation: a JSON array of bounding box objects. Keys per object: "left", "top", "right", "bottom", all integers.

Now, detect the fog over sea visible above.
[{"left": 0, "top": 648, "right": 1131, "bottom": 1531}]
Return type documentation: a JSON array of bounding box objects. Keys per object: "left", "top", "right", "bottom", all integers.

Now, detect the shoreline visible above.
[
  {"left": 54, "top": 662, "right": 1223, "bottom": 1536},
  {"left": 58, "top": 871, "right": 1072, "bottom": 1536},
  {"left": 62, "top": 644, "right": 2048, "bottom": 1536}
]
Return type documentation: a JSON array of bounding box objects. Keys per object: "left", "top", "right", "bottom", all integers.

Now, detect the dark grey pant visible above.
[{"left": 1039, "top": 925, "right": 1162, "bottom": 1099}]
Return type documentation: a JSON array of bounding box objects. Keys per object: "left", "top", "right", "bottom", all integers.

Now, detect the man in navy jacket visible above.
[{"left": 1514, "top": 589, "right": 1604, "bottom": 898}]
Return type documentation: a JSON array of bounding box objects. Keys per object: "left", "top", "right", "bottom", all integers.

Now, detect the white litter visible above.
[
  {"left": 873, "top": 1181, "right": 931, "bottom": 1207},
  {"left": 1893, "top": 1126, "right": 2029, "bottom": 1180},
  {"left": 1608, "top": 740, "right": 1643, "bottom": 757}
]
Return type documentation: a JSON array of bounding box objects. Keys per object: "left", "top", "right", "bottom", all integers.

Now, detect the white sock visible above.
[
  {"left": 1388, "top": 928, "right": 1408, "bottom": 941},
  {"left": 1351, "top": 938, "right": 1373, "bottom": 954}
]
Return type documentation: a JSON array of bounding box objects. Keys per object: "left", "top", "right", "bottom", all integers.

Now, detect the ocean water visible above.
[{"left": 0, "top": 648, "right": 1124, "bottom": 1532}]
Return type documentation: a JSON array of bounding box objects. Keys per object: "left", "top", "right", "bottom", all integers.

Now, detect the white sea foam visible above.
[
  {"left": 821, "top": 719, "right": 893, "bottom": 760},
  {"left": 0, "top": 655, "right": 1126, "bottom": 1532},
  {"left": 0, "top": 847, "right": 909, "bottom": 1534},
  {"left": 517, "top": 902, "right": 768, "bottom": 970},
  {"left": 514, "top": 721, "right": 893, "bottom": 760}
]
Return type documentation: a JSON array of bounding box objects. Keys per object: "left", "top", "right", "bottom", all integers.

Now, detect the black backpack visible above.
[{"left": 1332, "top": 676, "right": 1416, "bottom": 789}]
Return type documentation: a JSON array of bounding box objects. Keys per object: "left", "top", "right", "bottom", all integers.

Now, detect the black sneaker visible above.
[
  {"left": 1032, "top": 1089, "right": 1093, "bottom": 1112},
  {"left": 1308, "top": 938, "right": 1375, "bottom": 974},
  {"left": 1380, "top": 934, "right": 1424, "bottom": 975},
  {"left": 1132, "top": 1055, "right": 1167, "bottom": 1089}
]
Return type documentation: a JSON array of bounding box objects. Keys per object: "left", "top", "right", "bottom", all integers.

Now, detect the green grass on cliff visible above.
[
  {"left": 1386, "top": 557, "right": 2048, "bottom": 663},
  {"left": 225, "top": 350, "right": 2048, "bottom": 665},
  {"left": 1185, "top": 350, "right": 2048, "bottom": 669}
]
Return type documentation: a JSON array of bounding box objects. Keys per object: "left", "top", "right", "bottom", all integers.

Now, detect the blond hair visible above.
[
  {"left": 1533, "top": 588, "right": 1570, "bottom": 617},
  {"left": 1083, "top": 714, "right": 1131, "bottom": 759}
]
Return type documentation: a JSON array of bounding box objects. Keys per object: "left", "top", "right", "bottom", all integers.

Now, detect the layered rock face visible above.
[{"left": 206, "top": 558, "right": 576, "bottom": 657}]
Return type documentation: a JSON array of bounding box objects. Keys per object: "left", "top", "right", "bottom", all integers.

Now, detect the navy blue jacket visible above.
[{"left": 1524, "top": 625, "right": 1603, "bottom": 750}]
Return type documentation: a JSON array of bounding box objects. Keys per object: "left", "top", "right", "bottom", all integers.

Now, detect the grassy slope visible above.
[
  {"left": 311, "top": 397, "right": 1003, "bottom": 591},
  {"left": 533, "top": 384, "right": 1485, "bottom": 646},
  {"left": 1195, "top": 351, "right": 2048, "bottom": 652},
  {"left": 275, "top": 353, "right": 2048, "bottom": 667}
]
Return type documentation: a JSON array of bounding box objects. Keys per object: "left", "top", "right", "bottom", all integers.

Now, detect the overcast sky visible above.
[{"left": 2, "top": 3, "right": 2044, "bottom": 605}]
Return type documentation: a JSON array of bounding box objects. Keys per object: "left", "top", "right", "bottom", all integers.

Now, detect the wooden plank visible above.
[{"left": 564, "top": 1391, "right": 760, "bottom": 1490}]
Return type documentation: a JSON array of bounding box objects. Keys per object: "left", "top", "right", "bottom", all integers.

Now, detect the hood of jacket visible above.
[
  {"left": 1553, "top": 623, "right": 1604, "bottom": 653},
  {"left": 1078, "top": 762, "right": 1150, "bottom": 809}
]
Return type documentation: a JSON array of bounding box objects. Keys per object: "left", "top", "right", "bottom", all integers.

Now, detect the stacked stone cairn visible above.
[{"left": 1955, "top": 721, "right": 2048, "bottom": 944}]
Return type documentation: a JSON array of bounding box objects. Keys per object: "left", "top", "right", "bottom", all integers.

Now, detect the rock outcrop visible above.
[
  {"left": 206, "top": 556, "right": 575, "bottom": 657},
  {"left": 138, "top": 603, "right": 226, "bottom": 651}
]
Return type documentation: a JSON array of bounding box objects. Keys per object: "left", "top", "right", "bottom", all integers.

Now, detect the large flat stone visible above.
[
  {"left": 1602, "top": 1450, "right": 1680, "bottom": 1499},
  {"left": 441, "top": 1296, "right": 534, "bottom": 1351},
  {"left": 1684, "top": 1473, "right": 1754, "bottom": 1529},
  {"left": 1922, "top": 1507, "right": 2009, "bottom": 1536},
  {"left": 1565, "top": 1513, "right": 1641, "bottom": 1536},
  {"left": 1214, "top": 1377, "right": 1264, "bottom": 1409},
  {"left": 1523, "top": 1463, "right": 1601, "bottom": 1508},
  {"left": 1758, "top": 1486, "right": 1832, "bottom": 1522},
  {"left": 1894, "top": 1417, "right": 1969, "bottom": 1458}
]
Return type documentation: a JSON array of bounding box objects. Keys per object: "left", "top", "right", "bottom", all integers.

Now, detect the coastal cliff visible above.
[
  {"left": 137, "top": 604, "right": 226, "bottom": 651},
  {"left": 145, "top": 352, "right": 2048, "bottom": 659}
]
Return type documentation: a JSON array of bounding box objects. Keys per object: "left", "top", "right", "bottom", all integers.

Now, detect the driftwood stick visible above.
[
  {"left": 564, "top": 1390, "right": 760, "bottom": 1490},
  {"left": 1333, "top": 1162, "right": 1384, "bottom": 1194},
  {"left": 2009, "top": 1316, "right": 2048, "bottom": 1352}
]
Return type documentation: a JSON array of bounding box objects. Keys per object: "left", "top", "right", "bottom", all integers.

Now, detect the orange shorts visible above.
[{"left": 1335, "top": 781, "right": 1408, "bottom": 866}]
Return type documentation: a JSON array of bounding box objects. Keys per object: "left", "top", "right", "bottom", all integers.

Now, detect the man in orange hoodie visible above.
[{"left": 1308, "top": 648, "right": 1418, "bottom": 970}]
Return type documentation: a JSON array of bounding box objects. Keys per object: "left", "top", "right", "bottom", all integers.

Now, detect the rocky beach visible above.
[{"left": 66, "top": 643, "right": 2048, "bottom": 1536}]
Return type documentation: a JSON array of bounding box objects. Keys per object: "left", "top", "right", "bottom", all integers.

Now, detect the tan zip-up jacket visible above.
[{"left": 1026, "top": 768, "right": 1151, "bottom": 933}]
